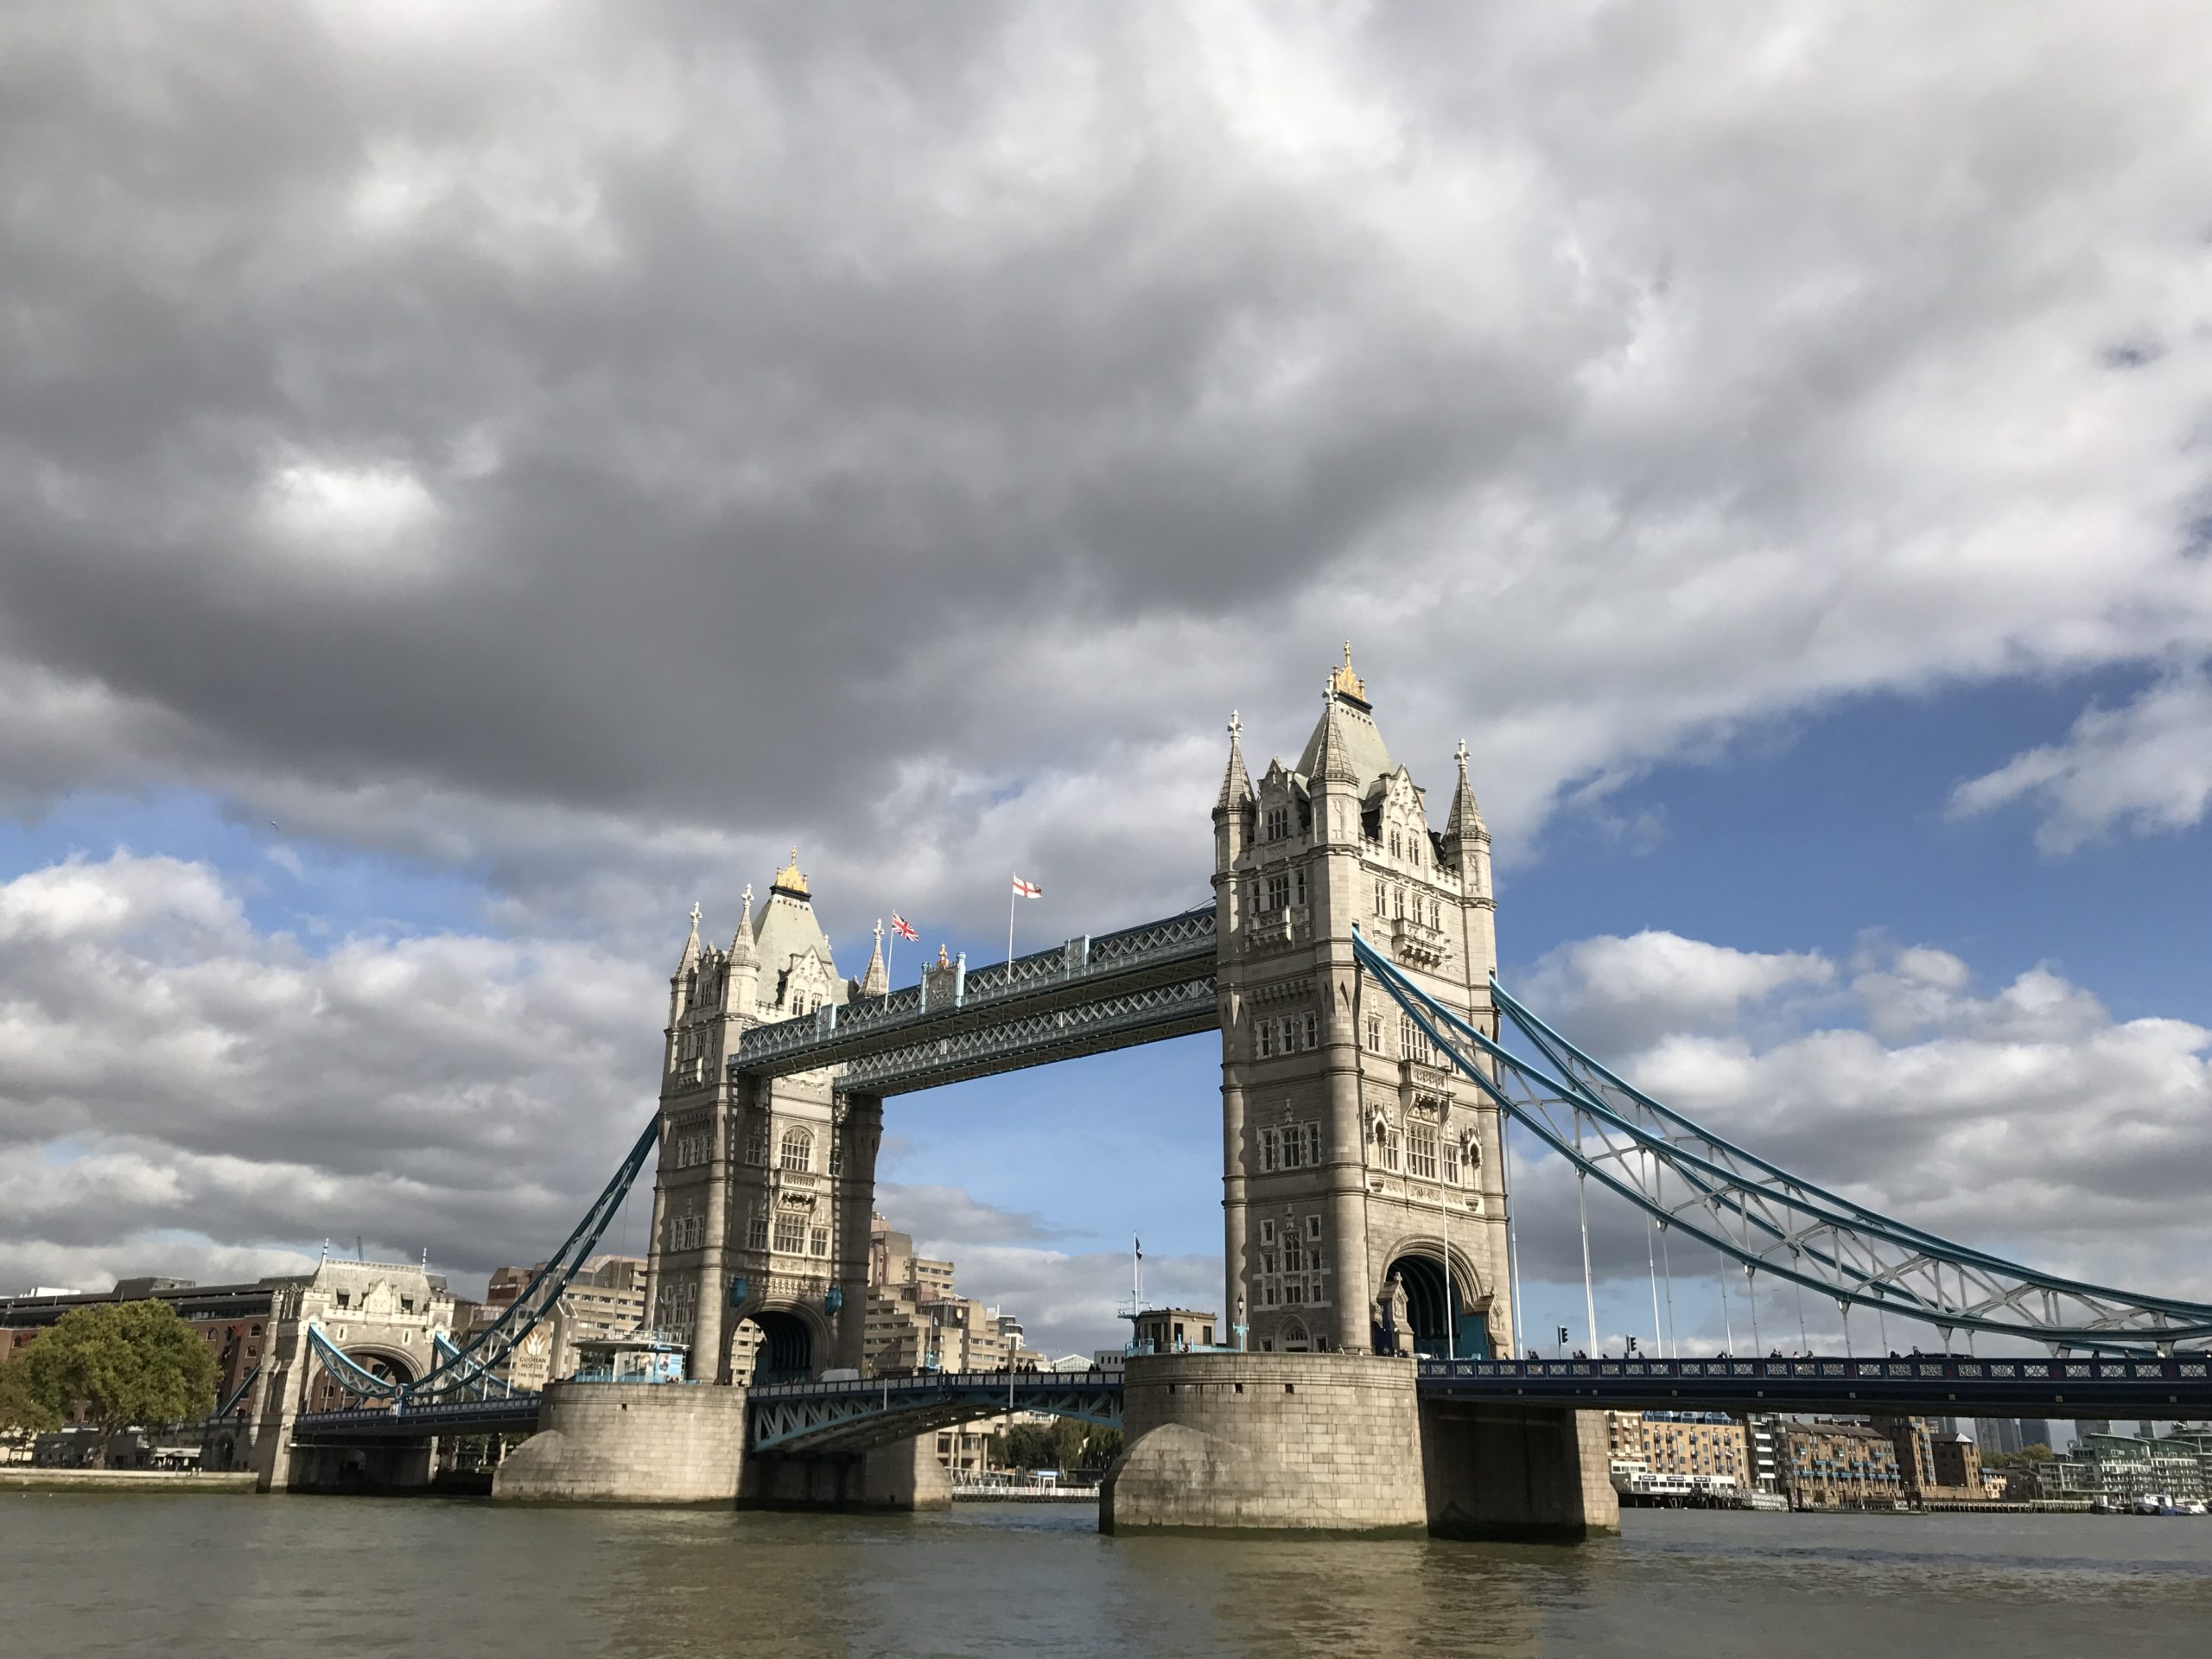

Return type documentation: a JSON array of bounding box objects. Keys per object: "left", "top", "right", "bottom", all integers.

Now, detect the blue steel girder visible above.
[
  {"left": 747, "top": 1372, "right": 1123, "bottom": 1454},
  {"left": 208, "top": 1363, "right": 260, "bottom": 1421},
  {"left": 302, "top": 1109, "right": 662, "bottom": 1406},
  {"left": 1351, "top": 930, "right": 2212, "bottom": 1355},
  {"left": 730, "top": 906, "right": 1218, "bottom": 1093},
  {"left": 293, "top": 1395, "right": 543, "bottom": 1443}
]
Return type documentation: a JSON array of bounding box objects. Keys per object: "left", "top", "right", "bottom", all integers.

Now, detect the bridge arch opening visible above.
[
  {"left": 735, "top": 1311, "right": 814, "bottom": 1385},
  {"left": 1382, "top": 1253, "right": 1490, "bottom": 1360}
]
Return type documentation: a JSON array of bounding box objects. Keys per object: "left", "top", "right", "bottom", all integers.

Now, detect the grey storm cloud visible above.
[
  {"left": 5, "top": 5, "right": 2212, "bottom": 1332},
  {"left": 3, "top": 2, "right": 2211, "bottom": 950}
]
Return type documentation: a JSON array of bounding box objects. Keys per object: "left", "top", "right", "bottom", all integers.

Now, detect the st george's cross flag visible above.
[
  {"left": 889, "top": 913, "right": 918, "bottom": 942},
  {"left": 1011, "top": 875, "right": 1042, "bottom": 899}
]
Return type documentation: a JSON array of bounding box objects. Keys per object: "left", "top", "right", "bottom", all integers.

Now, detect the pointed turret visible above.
[
  {"left": 1216, "top": 709, "right": 1254, "bottom": 811},
  {"left": 1441, "top": 739, "right": 1493, "bottom": 904},
  {"left": 1213, "top": 709, "right": 1255, "bottom": 873},
  {"left": 667, "top": 900, "right": 703, "bottom": 1028},
  {"left": 859, "top": 919, "right": 888, "bottom": 998},
  {"left": 1313, "top": 687, "right": 1357, "bottom": 785},
  {"left": 728, "top": 885, "right": 757, "bottom": 969},
  {"left": 721, "top": 885, "right": 760, "bottom": 1029},
  {"left": 1442, "top": 740, "right": 1484, "bottom": 843}
]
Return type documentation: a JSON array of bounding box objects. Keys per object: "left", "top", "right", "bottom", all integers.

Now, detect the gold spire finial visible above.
[
  {"left": 772, "top": 847, "right": 810, "bottom": 898},
  {"left": 1329, "top": 641, "right": 1366, "bottom": 702}
]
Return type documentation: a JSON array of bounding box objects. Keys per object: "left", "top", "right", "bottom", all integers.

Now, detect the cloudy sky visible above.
[{"left": 3, "top": 2, "right": 2209, "bottom": 1359}]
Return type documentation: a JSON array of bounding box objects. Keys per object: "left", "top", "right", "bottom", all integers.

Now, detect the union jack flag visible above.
[{"left": 889, "top": 912, "right": 918, "bottom": 942}]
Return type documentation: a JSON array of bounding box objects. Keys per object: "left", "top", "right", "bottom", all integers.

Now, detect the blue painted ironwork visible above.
[
  {"left": 747, "top": 1370, "right": 1123, "bottom": 1454},
  {"left": 303, "top": 1111, "right": 662, "bottom": 1403},
  {"left": 730, "top": 906, "right": 1217, "bottom": 1091},
  {"left": 293, "top": 1395, "right": 543, "bottom": 1442},
  {"left": 211, "top": 1363, "right": 259, "bottom": 1420},
  {"left": 430, "top": 1331, "right": 513, "bottom": 1398},
  {"left": 1351, "top": 929, "right": 2212, "bottom": 1355},
  {"left": 1418, "top": 1352, "right": 2212, "bottom": 1415}
]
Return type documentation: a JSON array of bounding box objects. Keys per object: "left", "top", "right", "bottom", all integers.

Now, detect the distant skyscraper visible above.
[
  {"left": 2018, "top": 1419, "right": 2052, "bottom": 1451},
  {"left": 2075, "top": 1419, "right": 2112, "bottom": 1440},
  {"left": 1974, "top": 1417, "right": 2024, "bottom": 1456}
]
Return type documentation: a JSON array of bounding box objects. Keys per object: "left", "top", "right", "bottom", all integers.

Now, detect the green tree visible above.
[
  {"left": 1080, "top": 1425, "right": 1125, "bottom": 1471},
  {"left": 0, "top": 1351, "right": 61, "bottom": 1440},
  {"left": 14, "top": 1301, "right": 219, "bottom": 1460}
]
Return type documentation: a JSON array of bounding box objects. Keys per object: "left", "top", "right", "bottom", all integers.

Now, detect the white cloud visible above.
[
  {"left": 1518, "top": 929, "right": 1835, "bottom": 1053},
  {"left": 253, "top": 455, "right": 444, "bottom": 582},
  {"left": 1950, "top": 665, "right": 2212, "bottom": 853},
  {"left": 0, "top": 852, "right": 663, "bottom": 1294},
  {"left": 0, "top": 2, "right": 2208, "bottom": 915}
]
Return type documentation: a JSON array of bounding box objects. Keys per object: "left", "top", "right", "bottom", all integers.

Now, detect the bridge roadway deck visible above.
[
  {"left": 1419, "top": 1352, "right": 2212, "bottom": 1416},
  {"left": 728, "top": 905, "right": 1219, "bottom": 1095},
  {"left": 289, "top": 1351, "right": 2212, "bottom": 1448}
]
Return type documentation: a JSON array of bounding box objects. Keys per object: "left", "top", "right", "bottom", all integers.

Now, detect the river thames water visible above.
[{"left": 6, "top": 1495, "right": 2209, "bottom": 1657}]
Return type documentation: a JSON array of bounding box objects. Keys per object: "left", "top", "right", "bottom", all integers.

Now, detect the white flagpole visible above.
[
  {"left": 1007, "top": 874, "right": 1017, "bottom": 964},
  {"left": 886, "top": 927, "right": 894, "bottom": 985}
]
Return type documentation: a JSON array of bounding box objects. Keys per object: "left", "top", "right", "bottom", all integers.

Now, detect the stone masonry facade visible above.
[
  {"left": 1103, "top": 1351, "right": 1428, "bottom": 1534},
  {"left": 643, "top": 852, "right": 889, "bottom": 1386},
  {"left": 1214, "top": 646, "right": 1511, "bottom": 1357}
]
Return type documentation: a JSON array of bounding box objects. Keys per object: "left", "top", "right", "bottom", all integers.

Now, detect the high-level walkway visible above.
[{"left": 729, "top": 906, "right": 1217, "bottom": 1094}]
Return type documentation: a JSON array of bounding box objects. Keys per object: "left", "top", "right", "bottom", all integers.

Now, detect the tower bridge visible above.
[{"left": 251, "top": 647, "right": 2212, "bottom": 1537}]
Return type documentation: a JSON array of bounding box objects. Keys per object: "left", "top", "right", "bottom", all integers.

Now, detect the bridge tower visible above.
[
  {"left": 1213, "top": 646, "right": 1511, "bottom": 1358},
  {"left": 644, "top": 853, "right": 880, "bottom": 1386}
]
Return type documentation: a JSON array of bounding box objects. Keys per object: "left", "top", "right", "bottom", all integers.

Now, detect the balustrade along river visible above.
[{"left": 8, "top": 1495, "right": 2212, "bottom": 1656}]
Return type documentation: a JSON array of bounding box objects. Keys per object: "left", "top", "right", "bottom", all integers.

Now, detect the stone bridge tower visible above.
[
  {"left": 1213, "top": 646, "right": 1511, "bottom": 1357},
  {"left": 644, "top": 851, "right": 886, "bottom": 1386}
]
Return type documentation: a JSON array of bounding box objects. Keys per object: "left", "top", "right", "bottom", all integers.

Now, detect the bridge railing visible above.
[
  {"left": 1419, "top": 1355, "right": 2212, "bottom": 1384},
  {"left": 747, "top": 1367, "right": 1119, "bottom": 1402}
]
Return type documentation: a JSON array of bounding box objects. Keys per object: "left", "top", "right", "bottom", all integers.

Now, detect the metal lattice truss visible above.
[
  {"left": 1351, "top": 930, "right": 2212, "bottom": 1356},
  {"left": 306, "top": 1113, "right": 663, "bottom": 1403},
  {"left": 839, "top": 976, "right": 1218, "bottom": 1096},
  {"left": 732, "top": 906, "right": 1218, "bottom": 1091},
  {"left": 747, "top": 1371, "right": 1123, "bottom": 1454}
]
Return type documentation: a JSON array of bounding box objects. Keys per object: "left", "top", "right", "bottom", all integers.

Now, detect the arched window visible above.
[{"left": 779, "top": 1127, "right": 813, "bottom": 1172}]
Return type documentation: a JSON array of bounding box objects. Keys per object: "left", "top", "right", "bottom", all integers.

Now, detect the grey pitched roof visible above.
[
  {"left": 751, "top": 890, "right": 843, "bottom": 1001},
  {"left": 1296, "top": 692, "right": 1395, "bottom": 790}
]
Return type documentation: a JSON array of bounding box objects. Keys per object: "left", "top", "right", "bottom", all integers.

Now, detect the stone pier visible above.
[
  {"left": 738, "top": 1436, "right": 950, "bottom": 1513},
  {"left": 1103, "top": 1351, "right": 1428, "bottom": 1535},
  {"left": 493, "top": 1381, "right": 750, "bottom": 1504},
  {"left": 1419, "top": 1401, "right": 1619, "bottom": 1542},
  {"left": 1103, "top": 1351, "right": 1618, "bottom": 1541}
]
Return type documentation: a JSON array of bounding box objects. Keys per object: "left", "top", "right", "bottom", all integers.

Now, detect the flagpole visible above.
[{"left": 1007, "top": 873, "right": 1016, "bottom": 965}]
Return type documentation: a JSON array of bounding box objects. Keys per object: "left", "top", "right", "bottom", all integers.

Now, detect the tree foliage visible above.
[
  {"left": 994, "top": 1418, "right": 1124, "bottom": 1473},
  {"left": 12, "top": 1301, "right": 220, "bottom": 1449},
  {"left": 0, "top": 1352, "right": 61, "bottom": 1437}
]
